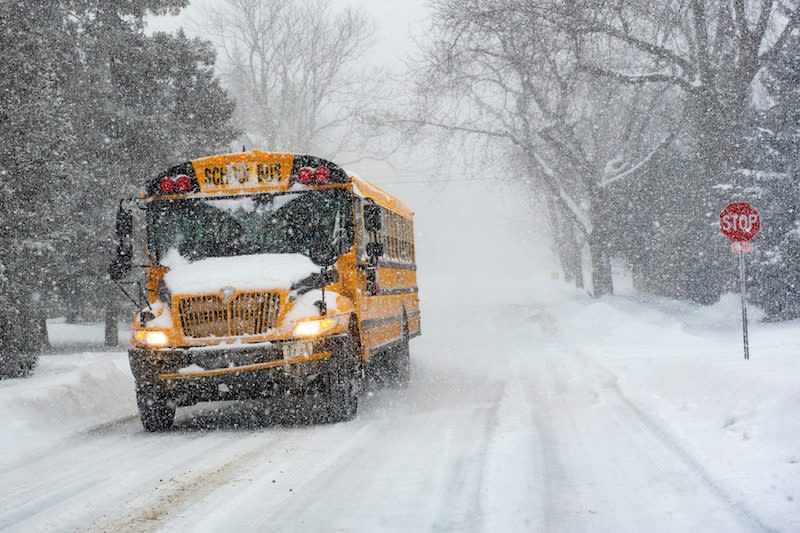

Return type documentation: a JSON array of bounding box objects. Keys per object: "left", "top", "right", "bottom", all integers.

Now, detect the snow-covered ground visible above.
[
  {"left": 0, "top": 351, "right": 135, "bottom": 470},
  {"left": 47, "top": 317, "right": 131, "bottom": 351},
  {"left": 1, "top": 286, "right": 798, "bottom": 532},
  {"left": 1, "top": 182, "right": 798, "bottom": 531},
  {"left": 550, "top": 291, "right": 800, "bottom": 532}
]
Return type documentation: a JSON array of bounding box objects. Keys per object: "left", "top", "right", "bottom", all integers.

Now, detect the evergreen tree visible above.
[
  {"left": 743, "top": 34, "right": 800, "bottom": 319},
  {"left": 58, "top": 17, "right": 238, "bottom": 320},
  {"left": 0, "top": 0, "right": 237, "bottom": 371},
  {"left": 0, "top": 1, "right": 77, "bottom": 367}
]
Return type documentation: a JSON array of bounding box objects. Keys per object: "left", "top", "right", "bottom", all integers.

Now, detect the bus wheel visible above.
[
  {"left": 322, "top": 335, "right": 359, "bottom": 423},
  {"left": 136, "top": 385, "right": 175, "bottom": 432},
  {"left": 387, "top": 315, "right": 411, "bottom": 389}
]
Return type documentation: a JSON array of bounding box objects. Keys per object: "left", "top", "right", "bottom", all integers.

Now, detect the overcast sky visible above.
[
  {"left": 148, "top": 0, "right": 433, "bottom": 182},
  {"left": 147, "top": 0, "right": 430, "bottom": 68}
]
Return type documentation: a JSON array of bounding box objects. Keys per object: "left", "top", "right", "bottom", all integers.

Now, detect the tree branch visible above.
[
  {"left": 757, "top": 5, "right": 800, "bottom": 66},
  {"left": 578, "top": 20, "right": 694, "bottom": 75},
  {"left": 753, "top": 0, "right": 776, "bottom": 46},
  {"left": 599, "top": 130, "right": 677, "bottom": 188},
  {"left": 578, "top": 62, "right": 696, "bottom": 92}
]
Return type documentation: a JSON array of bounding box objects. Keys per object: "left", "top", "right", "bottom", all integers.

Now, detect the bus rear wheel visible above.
[
  {"left": 136, "top": 386, "right": 175, "bottom": 432},
  {"left": 386, "top": 315, "right": 411, "bottom": 389}
]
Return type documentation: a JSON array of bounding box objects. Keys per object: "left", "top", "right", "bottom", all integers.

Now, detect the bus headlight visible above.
[
  {"left": 135, "top": 330, "right": 169, "bottom": 347},
  {"left": 293, "top": 317, "right": 338, "bottom": 338}
]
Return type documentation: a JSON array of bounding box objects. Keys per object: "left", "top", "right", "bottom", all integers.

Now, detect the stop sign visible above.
[{"left": 720, "top": 202, "right": 761, "bottom": 242}]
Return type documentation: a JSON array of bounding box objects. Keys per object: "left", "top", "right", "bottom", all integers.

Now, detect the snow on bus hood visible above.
[{"left": 161, "top": 249, "right": 319, "bottom": 294}]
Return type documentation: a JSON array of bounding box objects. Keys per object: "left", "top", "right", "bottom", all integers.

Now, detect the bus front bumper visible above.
[{"left": 128, "top": 335, "right": 347, "bottom": 404}]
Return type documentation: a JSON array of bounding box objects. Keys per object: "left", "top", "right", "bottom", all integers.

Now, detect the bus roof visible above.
[
  {"left": 351, "top": 175, "right": 414, "bottom": 219},
  {"left": 145, "top": 151, "right": 413, "bottom": 218}
]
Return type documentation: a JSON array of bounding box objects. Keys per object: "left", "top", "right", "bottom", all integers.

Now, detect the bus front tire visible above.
[
  {"left": 322, "top": 336, "right": 359, "bottom": 423},
  {"left": 136, "top": 386, "right": 176, "bottom": 432}
]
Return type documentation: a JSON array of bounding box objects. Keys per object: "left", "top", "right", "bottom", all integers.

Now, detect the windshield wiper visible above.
[{"left": 291, "top": 268, "right": 339, "bottom": 295}]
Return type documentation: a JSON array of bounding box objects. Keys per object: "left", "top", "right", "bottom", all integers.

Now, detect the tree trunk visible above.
[
  {"left": 589, "top": 233, "right": 613, "bottom": 297},
  {"left": 104, "top": 304, "right": 118, "bottom": 347},
  {"left": 64, "top": 276, "right": 79, "bottom": 324},
  {"left": 547, "top": 197, "right": 585, "bottom": 288},
  {"left": 564, "top": 223, "right": 584, "bottom": 289},
  {"left": 35, "top": 307, "right": 50, "bottom": 351},
  {"left": 588, "top": 190, "right": 613, "bottom": 297}
]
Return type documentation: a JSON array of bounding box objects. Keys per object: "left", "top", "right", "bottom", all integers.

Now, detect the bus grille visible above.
[{"left": 177, "top": 292, "right": 282, "bottom": 339}]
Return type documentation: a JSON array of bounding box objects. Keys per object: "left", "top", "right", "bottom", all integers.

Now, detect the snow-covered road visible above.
[{"left": 3, "top": 291, "right": 796, "bottom": 532}]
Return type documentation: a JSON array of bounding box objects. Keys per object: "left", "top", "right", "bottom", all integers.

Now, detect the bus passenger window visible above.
[
  {"left": 389, "top": 214, "right": 397, "bottom": 259},
  {"left": 355, "top": 199, "right": 366, "bottom": 260},
  {"left": 403, "top": 219, "right": 409, "bottom": 261},
  {"left": 381, "top": 210, "right": 389, "bottom": 254}
]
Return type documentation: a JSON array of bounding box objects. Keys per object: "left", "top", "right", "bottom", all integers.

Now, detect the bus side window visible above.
[
  {"left": 389, "top": 213, "right": 396, "bottom": 260},
  {"left": 394, "top": 215, "right": 401, "bottom": 260},
  {"left": 403, "top": 218, "right": 409, "bottom": 261},
  {"left": 397, "top": 215, "right": 402, "bottom": 260},
  {"left": 381, "top": 208, "right": 392, "bottom": 257},
  {"left": 397, "top": 216, "right": 403, "bottom": 260},
  {"left": 407, "top": 219, "right": 412, "bottom": 261},
  {"left": 354, "top": 198, "right": 366, "bottom": 260},
  {"left": 410, "top": 220, "right": 416, "bottom": 262},
  {"left": 402, "top": 218, "right": 409, "bottom": 262}
]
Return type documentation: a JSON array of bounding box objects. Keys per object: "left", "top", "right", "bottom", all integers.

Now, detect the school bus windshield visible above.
[{"left": 147, "top": 189, "right": 354, "bottom": 263}]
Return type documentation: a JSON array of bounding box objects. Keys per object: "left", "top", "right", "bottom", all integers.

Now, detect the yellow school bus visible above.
[{"left": 109, "top": 150, "right": 420, "bottom": 431}]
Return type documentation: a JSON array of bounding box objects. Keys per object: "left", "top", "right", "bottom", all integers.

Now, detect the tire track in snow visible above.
[
  {"left": 91, "top": 427, "right": 321, "bottom": 533},
  {"left": 506, "top": 305, "right": 574, "bottom": 533},
  {"left": 531, "top": 344, "right": 574, "bottom": 533},
  {"left": 563, "top": 341, "right": 776, "bottom": 532},
  {"left": 158, "top": 372, "right": 505, "bottom": 533},
  {"left": 235, "top": 421, "right": 396, "bottom": 532},
  {"left": 244, "top": 387, "right": 504, "bottom": 533},
  {"left": 157, "top": 419, "right": 392, "bottom": 532},
  {"left": 0, "top": 430, "right": 238, "bottom": 532},
  {"left": 536, "top": 305, "right": 775, "bottom": 532},
  {"left": 0, "top": 414, "right": 140, "bottom": 479},
  {"left": 80, "top": 414, "right": 141, "bottom": 436},
  {"left": 607, "top": 377, "right": 777, "bottom": 533},
  {"left": 430, "top": 384, "right": 503, "bottom": 533},
  {"left": 480, "top": 378, "right": 545, "bottom": 533}
]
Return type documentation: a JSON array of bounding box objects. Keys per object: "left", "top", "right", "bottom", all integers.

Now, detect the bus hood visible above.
[{"left": 161, "top": 251, "right": 320, "bottom": 295}]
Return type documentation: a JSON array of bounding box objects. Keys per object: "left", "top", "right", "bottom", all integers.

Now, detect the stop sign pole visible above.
[
  {"left": 737, "top": 249, "right": 750, "bottom": 361},
  {"left": 720, "top": 202, "right": 761, "bottom": 360}
]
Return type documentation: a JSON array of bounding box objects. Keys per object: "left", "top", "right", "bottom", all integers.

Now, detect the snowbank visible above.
[
  {"left": 48, "top": 317, "right": 131, "bottom": 348},
  {"left": 688, "top": 292, "right": 767, "bottom": 327},
  {"left": 0, "top": 352, "right": 136, "bottom": 469},
  {"left": 552, "top": 294, "right": 800, "bottom": 532}
]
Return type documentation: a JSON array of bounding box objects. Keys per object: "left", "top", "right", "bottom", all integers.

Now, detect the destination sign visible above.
[{"left": 192, "top": 152, "right": 294, "bottom": 193}]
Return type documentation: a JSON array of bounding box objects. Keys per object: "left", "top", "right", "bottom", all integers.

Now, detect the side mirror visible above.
[
  {"left": 309, "top": 243, "right": 338, "bottom": 268},
  {"left": 364, "top": 203, "right": 382, "bottom": 232},
  {"left": 109, "top": 206, "right": 133, "bottom": 281}
]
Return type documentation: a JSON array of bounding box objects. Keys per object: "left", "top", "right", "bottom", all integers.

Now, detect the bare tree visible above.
[
  {"left": 406, "top": 0, "right": 680, "bottom": 295},
  {"left": 209, "top": 0, "right": 379, "bottom": 159},
  {"left": 555, "top": 0, "right": 800, "bottom": 172}
]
